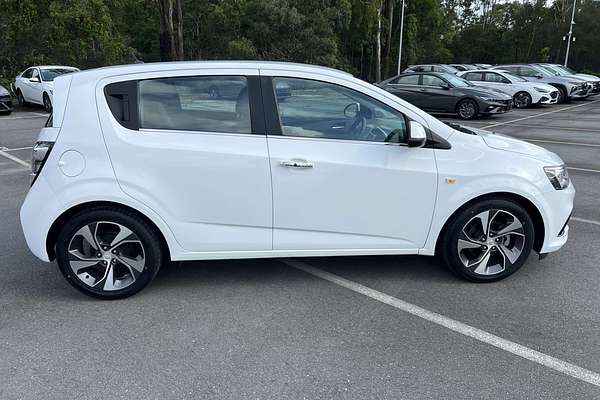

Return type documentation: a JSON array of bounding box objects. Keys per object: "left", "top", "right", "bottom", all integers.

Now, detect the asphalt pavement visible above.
[{"left": 1, "top": 100, "right": 599, "bottom": 399}]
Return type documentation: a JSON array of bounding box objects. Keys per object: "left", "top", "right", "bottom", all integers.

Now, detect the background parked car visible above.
[
  {"left": 15, "top": 65, "right": 79, "bottom": 112},
  {"left": 0, "top": 84, "right": 13, "bottom": 114},
  {"left": 458, "top": 69, "right": 559, "bottom": 108},
  {"left": 403, "top": 64, "right": 460, "bottom": 75},
  {"left": 535, "top": 63, "right": 600, "bottom": 96},
  {"left": 377, "top": 72, "right": 512, "bottom": 120},
  {"left": 449, "top": 64, "right": 478, "bottom": 72},
  {"left": 492, "top": 64, "right": 589, "bottom": 103}
]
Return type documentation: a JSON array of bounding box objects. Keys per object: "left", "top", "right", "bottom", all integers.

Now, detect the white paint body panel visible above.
[{"left": 20, "top": 61, "right": 574, "bottom": 264}]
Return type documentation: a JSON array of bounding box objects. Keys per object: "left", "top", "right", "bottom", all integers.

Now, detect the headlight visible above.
[
  {"left": 544, "top": 165, "right": 570, "bottom": 190},
  {"left": 477, "top": 96, "right": 498, "bottom": 102},
  {"left": 534, "top": 87, "right": 548, "bottom": 93}
]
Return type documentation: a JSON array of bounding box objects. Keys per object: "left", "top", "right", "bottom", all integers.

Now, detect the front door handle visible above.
[{"left": 280, "top": 159, "right": 314, "bottom": 169}]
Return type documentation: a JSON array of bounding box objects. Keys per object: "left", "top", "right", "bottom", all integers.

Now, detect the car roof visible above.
[
  {"left": 29, "top": 65, "right": 79, "bottom": 70},
  {"left": 69, "top": 61, "right": 353, "bottom": 81}
]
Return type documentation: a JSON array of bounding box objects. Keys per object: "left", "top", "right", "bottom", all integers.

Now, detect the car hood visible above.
[
  {"left": 459, "top": 86, "right": 511, "bottom": 99},
  {"left": 460, "top": 126, "right": 563, "bottom": 164},
  {"left": 573, "top": 73, "right": 600, "bottom": 83}
]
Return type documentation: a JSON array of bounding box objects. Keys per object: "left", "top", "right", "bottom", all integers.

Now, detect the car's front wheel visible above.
[
  {"left": 456, "top": 99, "right": 479, "bottom": 120},
  {"left": 513, "top": 91, "right": 532, "bottom": 108},
  {"left": 56, "top": 207, "right": 163, "bottom": 299},
  {"left": 440, "top": 198, "right": 535, "bottom": 282}
]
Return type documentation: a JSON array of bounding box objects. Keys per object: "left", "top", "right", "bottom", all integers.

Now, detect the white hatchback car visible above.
[
  {"left": 20, "top": 61, "right": 574, "bottom": 299},
  {"left": 15, "top": 65, "right": 79, "bottom": 112},
  {"left": 458, "top": 69, "right": 559, "bottom": 108}
]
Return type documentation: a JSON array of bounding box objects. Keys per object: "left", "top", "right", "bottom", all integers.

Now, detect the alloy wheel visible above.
[
  {"left": 457, "top": 209, "right": 525, "bottom": 276},
  {"left": 514, "top": 92, "right": 531, "bottom": 108},
  {"left": 67, "top": 221, "right": 146, "bottom": 291},
  {"left": 458, "top": 101, "right": 476, "bottom": 119}
]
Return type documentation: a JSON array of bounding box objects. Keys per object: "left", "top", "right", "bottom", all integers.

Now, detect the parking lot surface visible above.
[{"left": 1, "top": 101, "right": 599, "bottom": 399}]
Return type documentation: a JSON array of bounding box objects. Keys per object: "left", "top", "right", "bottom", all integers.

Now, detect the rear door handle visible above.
[{"left": 280, "top": 159, "right": 314, "bottom": 169}]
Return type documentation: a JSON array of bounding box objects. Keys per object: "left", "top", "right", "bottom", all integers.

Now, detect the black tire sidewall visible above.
[
  {"left": 56, "top": 208, "right": 163, "bottom": 299},
  {"left": 514, "top": 92, "right": 531, "bottom": 108},
  {"left": 442, "top": 198, "right": 535, "bottom": 282}
]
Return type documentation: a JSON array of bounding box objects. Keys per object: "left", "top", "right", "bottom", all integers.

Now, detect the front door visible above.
[{"left": 263, "top": 75, "right": 438, "bottom": 252}]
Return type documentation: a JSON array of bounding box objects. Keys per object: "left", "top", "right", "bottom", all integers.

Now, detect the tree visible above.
[{"left": 158, "top": 0, "right": 184, "bottom": 61}]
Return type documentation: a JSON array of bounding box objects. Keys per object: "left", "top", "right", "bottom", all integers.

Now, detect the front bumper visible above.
[
  {"left": 570, "top": 84, "right": 591, "bottom": 99},
  {"left": 537, "top": 90, "right": 559, "bottom": 105},
  {"left": 539, "top": 182, "right": 575, "bottom": 254},
  {"left": 0, "top": 95, "right": 13, "bottom": 112},
  {"left": 479, "top": 99, "right": 512, "bottom": 114}
]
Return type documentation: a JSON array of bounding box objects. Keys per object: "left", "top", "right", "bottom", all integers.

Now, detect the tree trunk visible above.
[
  {"left": 385, "top": 0, "right": 394, "bottom": 77},
  {"left": 375, "top": 4, "right": 382, "bottom": 82},
  {"left": 158, "top": 0, "right": 184, "bottom": 61}
]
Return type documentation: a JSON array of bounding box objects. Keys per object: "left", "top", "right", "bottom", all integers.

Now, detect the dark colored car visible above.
[
  {"left": 0, "top": 84, "right": 13, "bottom": 114},
  {"left": 403, "top": 64, "right": 460, "bottom": 75},
  {"left": 377, "top": 72, "right": 513, "bottom": 120}
]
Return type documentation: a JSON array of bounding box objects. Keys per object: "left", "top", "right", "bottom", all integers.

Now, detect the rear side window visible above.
[
  {"left": 464, "top": 72, "right": 483, "bottom": 81},
  {"left": 22, "top": 69, "right": 33, "bottom": 78},
  {"left": 484, "top": 73, "right": 508, "bottom": 83},
  {"left": 394, "top": 75, "right": 419, "bottom": 85},
  {"left": 138, "top": 76, "right": 251, "bottom": 134}
]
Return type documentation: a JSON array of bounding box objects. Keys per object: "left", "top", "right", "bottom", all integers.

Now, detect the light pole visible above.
[
  {"left": 564, "top": 0, "right": 577, "bottom": 66},
  {"left": 396, "top": 0, "right": 406, "bottom": 76}
]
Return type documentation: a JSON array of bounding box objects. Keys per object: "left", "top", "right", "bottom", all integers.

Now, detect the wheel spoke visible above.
[
  {"left": 458, "top": 239, "right": 481, "bottom": 251},
  {"left": 471, "top": 250, "right": 491, "bottom": 275},
  {"left": 475, "top": 210, "right": 491, "bottom": 236},
  {"left": 101, "top": 264, "right": 116, "bottom": 291},
  {"left": 115, "top": 254, "right": 145, "bottom": 273},
  {"left": 498, "top": 243, "right": 520, "bottom": 264},
  {"left": 109, "top": 225, "right": 135, "bottom": 247},
  {"left": 75, "top": 223, "right": 99, "bottom": 250},
  {"left": 495, "top": 218, "right": 524, "bottom": 237}
]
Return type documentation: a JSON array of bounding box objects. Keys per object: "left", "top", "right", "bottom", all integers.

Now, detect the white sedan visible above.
[
  {"left": 458, "top": 69, "right": 559, "bottom": 108},
  {"left": 15, "top": 65, "right": 79, "bottom": 112}
]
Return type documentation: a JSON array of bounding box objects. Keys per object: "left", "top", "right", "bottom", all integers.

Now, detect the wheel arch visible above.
[
  {"left": 434, "top": 192, "right": 545, "bottom": 255},
  {"left": 46, "top": 200, "right": 172, "bottom": 262}
]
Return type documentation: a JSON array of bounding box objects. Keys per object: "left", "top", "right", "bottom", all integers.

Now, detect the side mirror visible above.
[
  {"left": 344, "top": 102, "right": 360, "bottom": 119},
  {"left": 29, "top": 77, "right": 40, "bottom": 83},
  {"left": 407, "top": 121, "right": 427, "bottom": 148},
  {"left": 534, "top": 74, "right": 543, "bottom": 79},
  {"left": 441, "top": 83, "right": 451, "bottom": 90}
]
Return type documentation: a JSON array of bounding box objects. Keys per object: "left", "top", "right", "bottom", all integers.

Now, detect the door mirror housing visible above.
[
  {"left": 407, "top": 121, "right": 427, "bottom": 148},
  {"left": 440, "top": 83, "right": 451, "bottom": 90},
  {"left": 29, "top": 76, "right": 40, "bottom": 83},
  {"left": 534, "top": 74, "right": 543, "bottom": 79}
]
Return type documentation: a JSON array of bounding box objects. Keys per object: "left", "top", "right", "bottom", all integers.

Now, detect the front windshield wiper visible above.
[{"left": 445, "top": 122, "right": 477, "bottom": 135}]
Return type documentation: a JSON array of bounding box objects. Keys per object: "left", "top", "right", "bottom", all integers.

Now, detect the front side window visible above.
[
  {"left": 272, "top": 77, "right": 408, "bottom": 144},
  {"left": 139, "top": 76, "right": 251, "bottom": 134}
]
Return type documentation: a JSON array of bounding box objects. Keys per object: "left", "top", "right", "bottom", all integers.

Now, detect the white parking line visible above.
[
  {"left": 282, "top": 258, "right": 600, "bottom": 388},
  {"left": 572, "top": 217, "right": 600, "bottom": 227},
  {"left": 0, "top": 148, "right": 30, "bottom": 168},
  {"left": 524, "top": 139, "right": 600, "bottom": 147},
  {"left": 494, "top": 123, "right": 600, "bottom": 134},
  {"left": 482, "top": 100, "right": 599, "bottom": 129},
  {"left": 568, "top": 166, "right": 600, "bottom": 174},
  {"left": 0, "top": 146, "right": 33, "bottom": 152},
  {"left": 0, "top": 113, "right": 48, "bottom": 120}
]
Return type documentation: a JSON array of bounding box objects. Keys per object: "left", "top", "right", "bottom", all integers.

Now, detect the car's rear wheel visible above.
[
  {"left": 440, "top": 198, "right": 534, "bottom": 282},
  {"left": 43, "top": 93, "right": 52, "bottom": 112},
  {"left": 513, "top": 91, "right": 532, "bottom": 108},
  {"left": 456, "top": 99, "right": 479, "bottom": 120},
  {"left": 55, "top": 207, "right": 163, "bottom": 299},
  {"left": 16, "top": 90, "right": 26, "bottom": 106}
]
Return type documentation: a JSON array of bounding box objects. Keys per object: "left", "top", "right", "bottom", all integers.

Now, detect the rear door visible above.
[
  {"left": 419, "top": 74, "right": 456, "bottom": 112},
  {"left": 261, "top": 71, "right": 438, "bottom": 252},
  {"left": 384, "top": 75, "right": 421, "bottom": 104},
  {"left": 97, "top": 68, "right": 273, "bottom": 253}
]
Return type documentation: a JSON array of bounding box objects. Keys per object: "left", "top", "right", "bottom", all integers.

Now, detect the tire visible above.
[
  {"left": 440, "top": 198, "right": 534, "bottom": 282},
  {"left": 456, "top": 99, "right": 479, "bottom": 120},
  {"left": 55, "top": 207, "right": 164, "bottom": 299},
  {"left": 16, "top": 90, "right": 26, "bottom": 106},
  {"left": 556, "top": 86, "right": 567, "bottom": 104},
  {"left": 513, "top": 91, "right": 532, "bottom": 109},
  {"left": 43, "top": 93, "right": 52, "bottom": 112}
]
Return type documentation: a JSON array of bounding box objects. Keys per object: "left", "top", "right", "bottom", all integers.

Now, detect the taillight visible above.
[{"left": 30, "top": 141, "right": 54, "bottom": 186}]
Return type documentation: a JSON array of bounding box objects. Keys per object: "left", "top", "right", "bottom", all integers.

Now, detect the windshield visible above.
[
  {"left": 40, "top": 68, "right": 77, "bottom": 81},
  {"left": 444, "top": 74, "right": 473, "bottom": 87},
  {"left": 536, "top": 65, "right": 558, "bottom": 77},
  {"left": 553, "top": 65, "right": 576, "bottom": 75}
]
